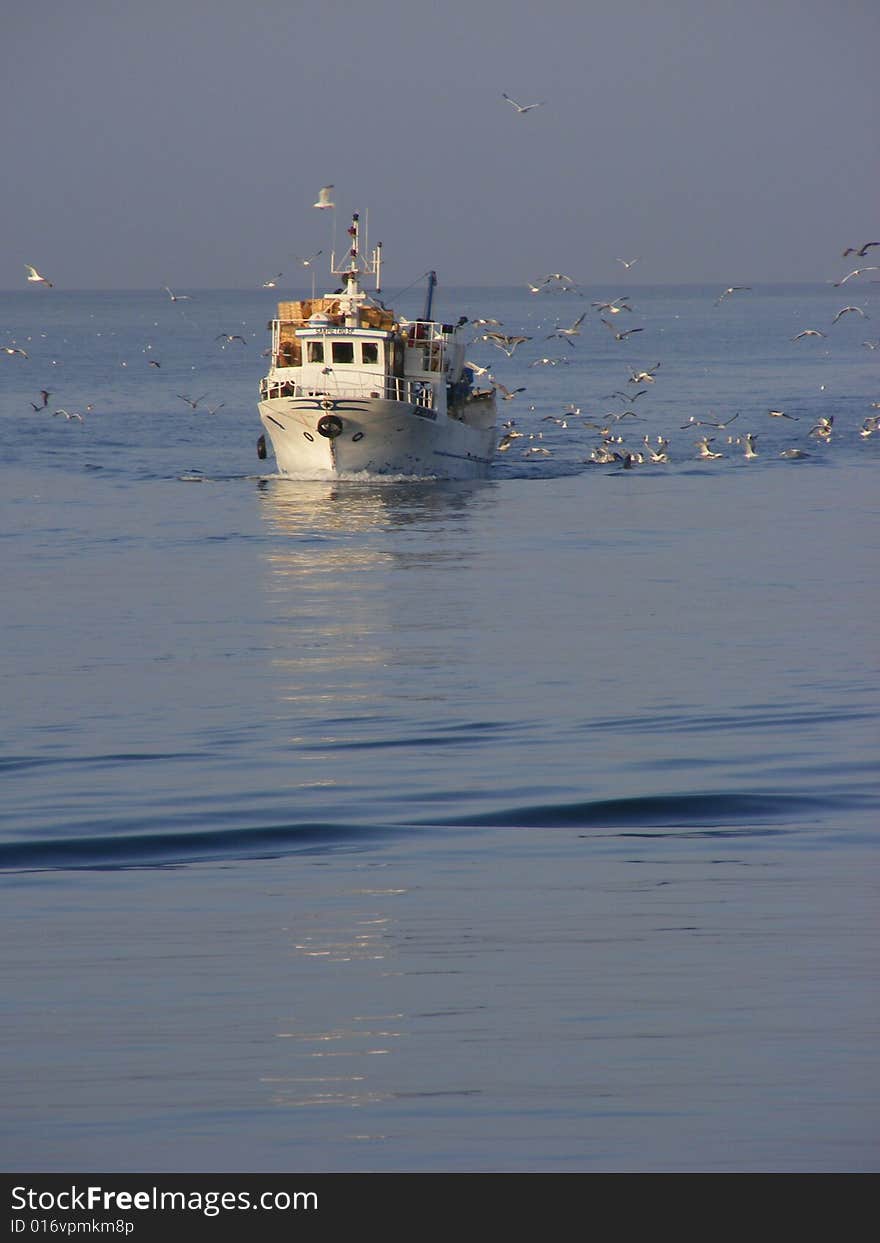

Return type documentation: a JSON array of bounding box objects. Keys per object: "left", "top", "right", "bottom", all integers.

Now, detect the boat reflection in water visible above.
[
  {"left": 255, "top": 473, "right": 493, "bottom": 537},
  {"left": 252, "top": 475, "right": 498, "bottom": 1119},
  {"left": 252, "top": 472, "right": 499, "bottom": 803}
]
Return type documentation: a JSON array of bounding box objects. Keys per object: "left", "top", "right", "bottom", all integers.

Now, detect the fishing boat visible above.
[{"left": 257, "top": 213, "right": 497, "bottom": 478}]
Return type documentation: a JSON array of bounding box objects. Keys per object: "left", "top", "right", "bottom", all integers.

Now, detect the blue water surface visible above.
[{"left": 1, "top": 283, "right": 877, "bottom": 1171}]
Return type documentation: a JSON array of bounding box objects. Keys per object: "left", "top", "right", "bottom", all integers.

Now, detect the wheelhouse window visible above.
[
  {"left": 306, "top": 340, "right": 324, "bottom": 363},
  {"left": 361, "top": 341, "right": 380, "bottom": 365},
  {"left": 332, "top": 341, "right": 355, "bottom": 364}
]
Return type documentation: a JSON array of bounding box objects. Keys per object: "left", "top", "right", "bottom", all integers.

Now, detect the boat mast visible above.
[
  {"left": 332, "top": 211, "right": 382, "bottom": 320},
  {"left": 422, "top": 270, "right": 437, "bottom": 322}
]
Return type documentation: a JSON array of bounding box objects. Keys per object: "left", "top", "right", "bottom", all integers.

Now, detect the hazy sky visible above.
[{"left": 2, "top": 0, "right": 878, "bottom": 289}]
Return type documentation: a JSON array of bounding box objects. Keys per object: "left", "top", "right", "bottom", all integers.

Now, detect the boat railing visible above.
[{"left": 261, "top": 372, "right": 436, "bottom": 409}]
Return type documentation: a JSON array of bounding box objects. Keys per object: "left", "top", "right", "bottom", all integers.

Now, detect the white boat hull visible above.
[{"left": 259, "top": 396, "right": 497, "bottom": 479}]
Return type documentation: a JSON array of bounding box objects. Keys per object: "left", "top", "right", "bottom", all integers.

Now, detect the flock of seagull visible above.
[
  {"left": 5, "top": 272, "right": 254, "bottom": 423},
  {"left": 462, "top": 217, "right": 879, "bottom": 468},
  {"left": 7, "top": 130, "right": 879, "bottom": 473}
]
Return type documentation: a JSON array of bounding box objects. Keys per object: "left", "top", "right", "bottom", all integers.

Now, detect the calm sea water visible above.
[{"left": 1, "top": 283, "right": 878, "bottom": 1173}]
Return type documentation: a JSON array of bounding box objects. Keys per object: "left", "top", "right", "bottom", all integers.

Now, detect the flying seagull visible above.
[
  {"left": 628, "top": 363, "right": 661, "bottom": 384},
  {"left": 615, "top": 257, "right": 640, "bottom": 270},
  {"left": 592, "top": 298, "right": 631, "bottom": 314},
  {"left": 177, "top": 393, "right": 209, "bottom": 409},
  {"left": 715, "top": 285, "right": 751, "bottom": 305},
  {"left": 601, "top": 318, "right": 643, "bottom": 341},
  {"left": 831, "top": 305, "right": 868, "bottom": 324},
  {"left": 25, "top": 264, "right": 53, "bottom": 287},
  {"left": 293, "top": 250, "right": 323, "bottom": 267},
  {"left": 2, "top": 345, "right": 29, "bottom": 357},
  {"left": 808, "top": 415, "right": 834, "bottom": 439},
  {"left": 545, "top": 311, "right": 587, "bottom": 345},
  {"left": 215, "top": 333, "right": 247, "bottom": 345},
  {"left": 313, "top": 186, "right": 335, "bottom": 209},
  {"left": 791, "top": 329, "right": 826, "bottom": 341},
  {"left": 262, "top": 273, "right": 283, "bottom": 288},
  {"left": 163, "top": 286, "right": 191, "bottom": 302},
  {"left": 501, "top": 92, "right": 545, "bottom": 114},
  {"left": 768, "top": 408, "right": 799, "bottom": 420},
  {"left": 493, "top": 383, "right": 526, "bottom": 401},
  {"left": 833, "top": 266, "right": 879, "bottom": 287},
  {"left": 480, "top": 331, "right": 532, "bottom": 357},
  {"left": 842, "top": 242, "right": 879, "bottom": 258}
]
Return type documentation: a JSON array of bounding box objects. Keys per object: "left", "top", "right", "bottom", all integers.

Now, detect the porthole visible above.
[
  {"left": 303, "top": 431, "right": 314, "bottom": 442},
  {"left": 352, "top": 431, "right": 364, "bottom": 442}
]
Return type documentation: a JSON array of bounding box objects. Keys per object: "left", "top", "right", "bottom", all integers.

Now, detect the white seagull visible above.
[
  {"left": 313, "top": 186, "right": 335, "bottom": 209},
  {"left": 25, "top": 264, "right": 53, "bottom": 287},
  {"left": 163, "top": 286, "right": 191, "bottom": 302},
  {"left": 615, "top": 257, "right": 640, "bottom": 270},
  {"left": 501, "top": 92, "right": 545, "bottom": 114},
  {"left": 831, "top": 305, "right": 868, "bottom": 324},
  {"left": 545, "top": 311, "right": 586, "bottom": 345},
  {"left": 833, "top": 266, "right": 879, "bottom": 287},
  {"left": 293, "top": 250, "right": 323, "bottom": 268},
  {"left": 715, "top": 285, "right": 751, "bottom": 305}
]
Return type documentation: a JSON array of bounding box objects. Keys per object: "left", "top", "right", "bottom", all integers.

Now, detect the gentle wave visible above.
[
  {"left": 421, "top": 791, "right": 861, "bottom": 830},
  {"left": 0, "top": 822, "right": 386, "bottom": 872},
  {"left": 3, "top": 790, "right": 870, "bottom": 872}
]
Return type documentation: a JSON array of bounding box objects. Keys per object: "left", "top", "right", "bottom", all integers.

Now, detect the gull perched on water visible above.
[
  {"left": 642, "top": 434, "right": 670, "bottom": 462},
  {"left": 742, "top": 432, "right": 758, "bottom": 459},
  {"left": 25, "top": 264, "right": 53, "bottom": 287},
  {"left": 313, "top": 185, "right": 335, "bottom": 209},
  {"left": 831, "top": 305, "right": 868, "bottom": 324},
  {"left": 696, "top": 436, "right": 723, "bottom": 459},
  {"left": 501, "top": 92, "right": 545, "bottom": 114},
  {"left": 859, "top": 415, "right": 880, "bottom": 438}
]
